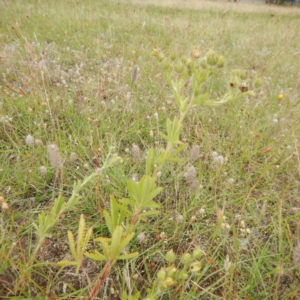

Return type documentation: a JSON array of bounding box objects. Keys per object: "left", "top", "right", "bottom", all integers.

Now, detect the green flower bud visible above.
[
  {"left": 167, "top": 266, "right": 177, "bottom": 277},
  {"left": 193, "top": 86, "right": 201, "bottom": 97},
  {"left": 175, "top": 61, "right": 184, "bottom": 73},
  {"left": 217, "top": 55, "right": 225, "bottom": 68},
  {"left": 165, "top": 250, "right": 176, "bottom": 263},
  {"left": 190, "top": 261, "right": 202, "bottom": 273},
  {"left": 245, "top": 91, "right": 256, "bottom": 97},
  {"left": 239, "top": 70, "right": 248, "bottom": 80},
  {"left": 158, "top": 53, "right": 165, "bottom": 62},
  {"left": 170, "top": 52, "right": 177, "bottom": 61},
  {"left": 181, "top": 55, "right": 188, "bottom": 64},
  {"left": 229, "top": 75, "right": 240, "bottom": 88},
  {"left": 178, "top": 270, "right": 189, "bottom": 280},
  {"left": 152, "top": 49, "right": 160, "bottom": 57},
  {"left": 158, "top": 282, "right": 168, "bottom": 292},
  {"left": 157, "top": 269, "right": 167, "bottom": 281},
  {"left": 181, "top": 253, "right": 192, "bottom": 267},
  {"left": 195, "top": 71, "right": 207, "bottom": 83},
  {"left": 206, "top": 50, "right": 218, "bottom": 66},
  {"left": 160, "top": 57, "right": 170, "bottom": 69},
  {"left": 186, "top": 58, "right": 192, "bottom": 68},
  {"left": 253, "top": 78, "right": 263, "bottom": 88},
  {"left": 165, "top": 277, "right": 176, "bottom": 287},
  {"left": 199, "top": 57, "right": 208, "bottom": 69},
  {"left": 193, "top": 249, "right": 202, "bottom": 260}
]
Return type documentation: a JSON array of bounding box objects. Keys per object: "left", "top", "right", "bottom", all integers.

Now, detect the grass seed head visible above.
[
  {"left": 47, "top": 144, "right": 62, "bottom": 169},
  {"left": 131, "top": 144, "right": 141, "bottom": 162},
  {"left": 69, "top": 152, "right": 77, "bottom": 162},
  {"left": 131, "top": 65, "right": 139, "bottom": 83},
  {"left": 25, "top": 135, "right": 35, "bottom": 146},
  {"left": 137, "top": 232, "right": 146, "bottom": 244},
  {"left": 184, "top": 165, "right": 197, "bottom": 183},
  {"left": 39, "top": 166, "right": 47, "bottom": 175},
  {"left": 190, "top": 145, "right": 200, "bottom": 161}
]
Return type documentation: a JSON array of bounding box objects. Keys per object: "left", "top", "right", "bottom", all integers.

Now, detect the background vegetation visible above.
[{"left": 0, "top": 0, "right": 300, "bottom": 299}]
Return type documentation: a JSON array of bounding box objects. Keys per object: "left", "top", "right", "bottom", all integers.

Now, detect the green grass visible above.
[{"left": 1, "top": 0, "right": 300, "bottom": 299}]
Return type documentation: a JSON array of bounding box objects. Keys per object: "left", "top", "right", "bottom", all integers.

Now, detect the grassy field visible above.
[{"left": 1, "top": 0, "right": 300, "bottom": 299}]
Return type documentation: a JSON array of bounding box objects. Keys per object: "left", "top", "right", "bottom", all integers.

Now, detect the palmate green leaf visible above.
[
  {"left": 85, "top": 251, "right": 107, "bottom": 261},
  {"left": 63, "top": 214, "right": 93, "bottom": 273},
  {"left": 112, "top": 227, "right": 137, "bottom": 260},
  {"left": 34, "top": 211, "right": 54, "bottom": 238},
  {"left": 127, "top": 175, "right": 162, "bottom": 211},
  {"left": 103, "top": 196, "right": 131, "bottom": 234},
  {"left": 90, "top": 227, "right": 137, "bottom": 261},
  {"left": 110, "top": 195, "right": 129, "bottom": 232},
  {"left": 119, "top": 198, "right": 136, "bottom": 218}
]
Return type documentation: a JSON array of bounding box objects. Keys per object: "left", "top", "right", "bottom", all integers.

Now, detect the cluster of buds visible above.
[
  {"left": 0, "top": 196, "right": 8, "bottom": 210},
  {"left": 239, "top": 220, "right": 251, "bottom": 236},
  {"left": 156, "top": 249, "right": 203, "bottom": 293},
  {"left": 152, "top": 47, "right": 224, "bottom": 83},
  {"left": 229, "top": 68, "right": 262, "bottom": 94},
  {"left": 152, "top": 47, "right": 258, "bottom": 111}
]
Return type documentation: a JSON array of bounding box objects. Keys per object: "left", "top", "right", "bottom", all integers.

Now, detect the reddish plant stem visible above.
[
  {"left": 87, "top": 259, "right": 114, "bottom": 300},
  {"left": 130, "top": 212, "right": 139, "bottom": 226}
]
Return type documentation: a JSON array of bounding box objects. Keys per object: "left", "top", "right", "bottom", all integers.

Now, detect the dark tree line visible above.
[
  {"left": 266, "top": 0, "right": 299, "bottom": 4},
  {"left": 230, "top": 0, "right": 299, "bottom": 4}
]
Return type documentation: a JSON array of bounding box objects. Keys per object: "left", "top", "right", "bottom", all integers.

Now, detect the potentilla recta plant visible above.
[{"left": 56, "top": 47, "right": 258, "bottom": 299}]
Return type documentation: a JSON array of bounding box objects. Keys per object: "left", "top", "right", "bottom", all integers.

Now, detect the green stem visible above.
[{"left": 152, "top": 97, "right": 194, "bottom": 178}]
